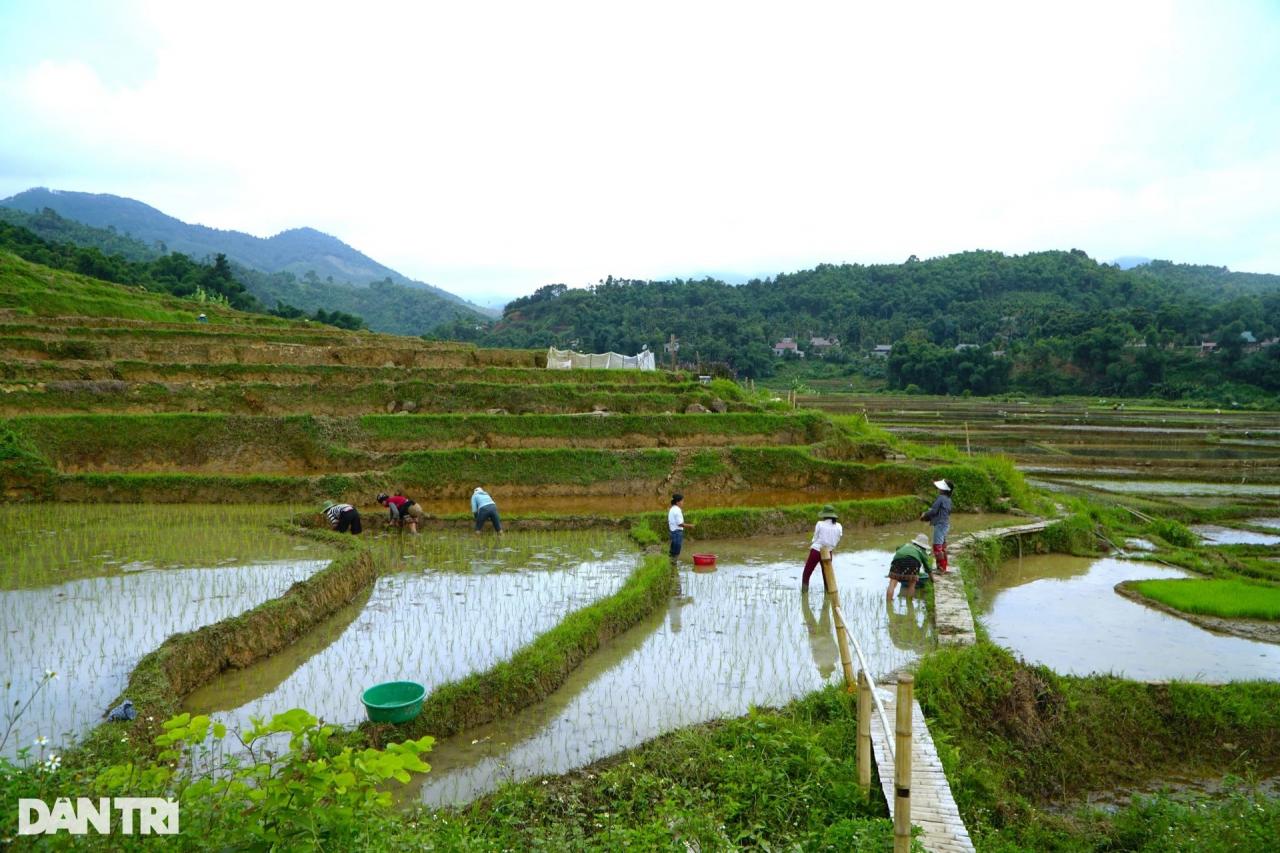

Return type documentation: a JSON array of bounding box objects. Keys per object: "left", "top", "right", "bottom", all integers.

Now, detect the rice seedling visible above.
[
  {"left": 1130, "top": 577, "right": 1280, "bottom": 621},
  {"left": 413, "top": 529, "right": 948, "bottom": 806},
  {"left": 0, "top": 504, "right": 334, "bottom": 759},
  {"left": 186, "top": 530, "right": 642, "bottom": 737},
  {"left": 0, "top": 503, "right": 324, "bottom": 590},
  {"left": 0, "top": 558, "right": 325, "bottom": 760}
]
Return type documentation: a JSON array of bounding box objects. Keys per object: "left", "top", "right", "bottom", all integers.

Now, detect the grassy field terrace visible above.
[
  {"left": 803, "top": 393, "right": 1280, "bottom": 495},
  {"left": 0, "top": 263, "right": 1015, "bottom": 510}
]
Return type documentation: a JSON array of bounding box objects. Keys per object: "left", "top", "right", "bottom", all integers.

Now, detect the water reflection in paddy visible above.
[
  {"left": 409, "top": 516, "right": 1020, "bottom": 806},
  {"left": 1, "top": 559, "right": 325, "bottom": 760},
  {"left": 185, "top": 532, "right": 640, "bottom": 734},
  {"left": 978, "top": 555, "right": 1276, "bottom": 683},
  {"left": 1190, "top": 524, "right": 1280, "bottom": 546}
]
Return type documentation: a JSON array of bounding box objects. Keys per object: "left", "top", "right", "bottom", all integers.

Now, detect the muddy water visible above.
[
  {"left": 977, "top": 555, "right": 1277, "bottom": 682},
  {"left": 407, "top": 488, "right": 887, "bottom": 518},
  {"left": 184, "top": 532, "right": 641, "bottom": 734},
  {"left": 0, "top": 558, "right": 326, "bottom": 760},
  {"left": 1190, "top": 524, "right": 1280, "bottom": 546},
  {"left": 406, "top": 516, "right": 1018, "bottom": 806}
]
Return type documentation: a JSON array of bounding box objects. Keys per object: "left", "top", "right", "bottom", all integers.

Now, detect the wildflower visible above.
[
  {"left": 44, "top": 754, "right": 61, "bottom": 772},
  {"left": 34, "top": 735, "right": 48, "bottom": 747},
  {"left": 43, "top": 670, "right": 57, "bottom": 680}
]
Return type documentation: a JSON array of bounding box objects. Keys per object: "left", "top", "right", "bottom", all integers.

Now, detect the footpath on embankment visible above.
[{"left": 869, "top": 518, "right": 1053, "bottom": 853}]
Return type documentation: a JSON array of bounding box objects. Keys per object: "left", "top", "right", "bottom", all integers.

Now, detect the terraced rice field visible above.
[
  {"left": 0, "top": 505, "right": 331, "bottom": 759},
  {"left": 0, "top": 277, "right": 1019, "bottom": 805},
  {"left": 802, "top": 393, "right": 1280, "bottom": 512}
]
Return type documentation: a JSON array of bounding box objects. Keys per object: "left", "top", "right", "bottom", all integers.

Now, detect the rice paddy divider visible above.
[
  {"left": 362, "top": 553, "right": 677, "bottom": 748},
  {"left": 60, "top": 525, "right": 376, "bottom": 770}
]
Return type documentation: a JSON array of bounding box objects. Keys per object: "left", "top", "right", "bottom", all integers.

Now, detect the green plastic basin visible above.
[{"left": 361, "top": 680, "right": 426, "bottom": 724}]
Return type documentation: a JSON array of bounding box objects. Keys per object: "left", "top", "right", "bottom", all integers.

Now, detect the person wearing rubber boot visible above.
[{"left": 920, "top": 478, "right": 953, "bottom": 572}]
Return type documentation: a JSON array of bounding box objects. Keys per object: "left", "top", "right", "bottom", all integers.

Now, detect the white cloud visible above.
[{"left": 1, "top": 0, "right": 1279, "bottom": 300}]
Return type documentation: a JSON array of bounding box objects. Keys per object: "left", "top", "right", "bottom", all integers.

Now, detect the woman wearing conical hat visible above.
[{"left": 800, "top": 504, "right": 843, "bottom": 592}]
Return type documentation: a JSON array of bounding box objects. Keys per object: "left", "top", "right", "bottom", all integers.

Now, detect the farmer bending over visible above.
[
  {"left": 378, "top": 492, "right": 423, "bottom": 535},
  {"left": 471, "top": 487, "right": 501, "bottom": 535},
  {"left": 887, "top": 534, "right": 933, "bottom": 600},
  {"left": 323, "top": 500, "right": 362, "bottom": 534}
]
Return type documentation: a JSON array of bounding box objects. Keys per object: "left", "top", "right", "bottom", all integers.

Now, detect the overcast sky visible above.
[{"left": 2, "top": 1, "right": 1279, "bottom": 306}]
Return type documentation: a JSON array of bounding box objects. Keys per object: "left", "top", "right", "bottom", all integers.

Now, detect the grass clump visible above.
[
  {"left": 403, "top": 688, "right": 899, "bottom": 851},
  {"left": 1130, "top": 578, "right": 1280, "bottom": 620},
  {"left": 914, "top": 643, "right": 1280, "bottom": 849}
]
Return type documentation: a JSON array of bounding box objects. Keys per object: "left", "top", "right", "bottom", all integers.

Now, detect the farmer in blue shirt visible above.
[
  {"left": 920, "top": 479, "right": 953, "bottom": 572},
  {"left": 471, "top": 487, "right": 501, "bottom": 535}
]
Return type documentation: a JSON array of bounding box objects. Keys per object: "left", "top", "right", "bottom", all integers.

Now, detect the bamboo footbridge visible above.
[{"left": 817, "top": 520, "right": 1050, "bottom": 852}]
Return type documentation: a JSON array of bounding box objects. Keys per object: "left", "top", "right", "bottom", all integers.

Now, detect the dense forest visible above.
[{"left": 433, "top": 250, "right": 1280, "bottom": 402}]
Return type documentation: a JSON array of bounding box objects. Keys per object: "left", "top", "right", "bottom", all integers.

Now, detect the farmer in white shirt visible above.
[
  {"left": 667, "top": 492, "right": 694, "bottom": 559},
  {"left": 800, "top": 504, "right": 843, "bottom": 591}
]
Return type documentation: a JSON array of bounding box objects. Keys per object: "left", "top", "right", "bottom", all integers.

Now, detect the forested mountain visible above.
[
  {"left": 434, "top": 250, "right": 1280, "bottom": 402},
  {"left": 0, "top": 202, "right": 487, "bottom": 335}
]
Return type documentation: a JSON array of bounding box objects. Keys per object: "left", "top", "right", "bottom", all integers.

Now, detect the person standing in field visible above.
[
  {"left": 378, "top": 492, "right": 423, "bottom": 535},
  {"left": 471, "top": 487, "right": 501, "bottom": 535},
  {"left": 800, "top": 504, "right": 843, "bottom": 591},
  {"left": 887, "top": 533, "right": 933, "bottom": 599},
  {"left": 920, "top": 479, "right": 954, "bottom": 572},
  {"left": 668, "top": 492, "right": 694, "bottom": 560},
  {"left": 323, "top": 500, "right": 362, "bottom": 534}
]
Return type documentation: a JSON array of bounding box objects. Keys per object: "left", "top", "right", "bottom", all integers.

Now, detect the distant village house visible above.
[
  {"left": 808, "top": 335, "right": 839, "bottom": 352},
  {"left": 772, "top": 337, "right": 804, "bottom": 357}
]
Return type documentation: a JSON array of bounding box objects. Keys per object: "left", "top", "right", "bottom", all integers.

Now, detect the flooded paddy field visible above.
[
  {"left": 977, "top": 554, "right": 1277, "bottom": 682},
  {"left": 185, "top": 531, "right": 641, "bottom": 734},
  {"left": 1190, "top": 524, "right": 1280, "bottom": 546},
  {"left": 0, "top": 504, "right": 330, "bottom": 759},
  {"left": 407, "top": 515, "right": 1019, "bottom": 805}
]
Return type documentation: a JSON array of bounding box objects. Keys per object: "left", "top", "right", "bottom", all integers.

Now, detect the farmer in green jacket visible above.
[{"left": 887, "top": 533, "right": 933, "bottom": 600}]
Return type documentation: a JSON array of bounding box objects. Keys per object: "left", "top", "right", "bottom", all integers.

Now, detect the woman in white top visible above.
[{"left": 801, "top": 504, "right": 843, "bottom": 591}]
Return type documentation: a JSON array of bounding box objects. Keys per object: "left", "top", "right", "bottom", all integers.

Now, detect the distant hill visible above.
[
  {"left": 434, "top": 250, "right": 1280, "bottom": 402},
  {"left": 0, "top": 189, "right": 495, "bottom": 333},
  {"left": 1112, "top": 256, "right": 1151, "bottom": 270},
  {"left": 0, "top": 188, "right": 493, "bottom": 305}
]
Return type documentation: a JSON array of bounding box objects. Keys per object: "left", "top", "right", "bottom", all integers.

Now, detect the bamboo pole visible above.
[
  {"left": 857, "top": 669, "right": 872, "bottom": 792},
  {"left": 820, "top": 547, "right": 856, "bottom": 692},
  {"left": 893, "top": 675, "right": 914, "bottom": 853}
]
